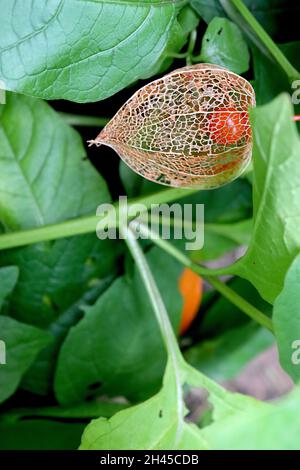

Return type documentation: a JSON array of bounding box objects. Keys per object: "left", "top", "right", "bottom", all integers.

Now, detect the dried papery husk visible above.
[{"left": 89, "top": 63, "right": 255, "bottom": 189}]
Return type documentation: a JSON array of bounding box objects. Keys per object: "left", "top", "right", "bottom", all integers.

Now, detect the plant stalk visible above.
[
  {"left": 59, "top": 113, "right": 109, "bottom": 127},
  {"left": 0, "top": 188, "right": 198, "bottom": 250}
]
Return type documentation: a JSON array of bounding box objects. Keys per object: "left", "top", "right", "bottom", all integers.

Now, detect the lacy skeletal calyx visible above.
[{"left": 90, "top": 64, "right": 256, "bottom": 189}]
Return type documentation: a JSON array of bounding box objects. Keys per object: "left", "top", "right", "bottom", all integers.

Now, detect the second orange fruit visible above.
[{"left": 179, "top": 268, "right": 203, "bottom": 335}]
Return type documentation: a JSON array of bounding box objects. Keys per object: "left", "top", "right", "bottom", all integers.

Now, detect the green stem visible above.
[
  {"left": 167, "top": 52, "right": 188, "bottom": 59},
  {"left": 121, "top": 224, "right": 182, "bottom": 363},
  {"left": 229, "top": 0, "right": 300, "bottom": 82},
  {"left": 191, "top": 53, "right": 202, "bottom": 63},
  {"left": 0, "top": 188, "right": 198, "bottom": 250},
  {"left": 121, "top": 222, "right": 185, "bottom": 445},
  {"left": 131, "top": 220, "right": 273, "bottom": 333},
  {"left": 186, "top": 30, "right": 197, "bottom": 65},
  {"left": 59, "top": 113, "right": 109, "bottom": 127}
]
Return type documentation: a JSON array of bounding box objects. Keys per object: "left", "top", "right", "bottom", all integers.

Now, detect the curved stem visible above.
[
  {"left": 59, "top": 113, "right": 109, "bottom": 127},
  {"left": 121, "top": 223, "right": 182, "bottom": 364},
  {"left": 131, "top": 220, "right": 273, "bottom": 333},
  {"left": 229, "top": 0, "right": 300, "bottom": 82},
  {"left": 191, "top": 53, "right": 202, "bottom": 63},
  {"left": 0, "top": 188, "right": 198, "bottom": 250},
  {"left": 167, "top": 52, "right": 188, "bottom": 59},
  {"left": 186, "top": 30, "right": 197, "bottom": 65},
  {"left": 120, "top": 222, "right": 185, "bottom": 445}
]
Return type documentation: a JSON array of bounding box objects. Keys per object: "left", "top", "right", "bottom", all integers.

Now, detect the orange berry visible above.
[
  {"left": 179, "top": 268, "right": 203, "bottom": 335},
  {"left": 209, "top": 107, "right": 249, "bottom": 145}
]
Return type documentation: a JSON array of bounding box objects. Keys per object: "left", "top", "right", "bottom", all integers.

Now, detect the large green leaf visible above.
[
  {"left": 0, "top": 93, "right": 116, "bottom": 328},
  {"left": 229, "top": 94, "right": 300, "bottom": 303},
  {"left": 199, "top": 17, "right": 249, "bottom": 74},
  {"left": 55, "top": 248, "right": 183, "bottom": 405},
  {"left": 273, "top": 253, "right": 300, "bottom": 382},
  {"left": 80, "top": 357, "right": 264, "bottom": 450},
  {"left": 0, "top": 93, "right": 110, "bottom": 230},
  {"left": 0, "top": 316, "right": 50, "bottom": 403},
  {"left": 0, "top": 93, "right": 118, "bottom": 394},
  {"left": 0, "top": 266, "right": 18, "bottom": 310},
  {"left": 21, "top": 276, "right": 114, "bottom": 395},
  {"left": 146, "top": 5, "right": 200, "bottom": 77},
  {"left": 0, "top": 0, "right": 186, "bottom": 103},
  {"left": 80, "top": 361, "right": 207, "bottom": 450}
]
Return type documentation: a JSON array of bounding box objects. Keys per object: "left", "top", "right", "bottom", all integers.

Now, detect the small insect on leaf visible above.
[{"left": 89, "top": 64, "right": 255, "bottom": 189}]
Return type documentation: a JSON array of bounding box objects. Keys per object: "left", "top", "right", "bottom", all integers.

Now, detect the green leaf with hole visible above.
[
  {"left": 80, "top": 360, "right": 208, "bottom": 450},
  {"left": 80, "top": 357, "right": 262, "bottom": 450},
  {"left": 0, "top": 316, "right": 50, "bottom": 403},
  {"left": 199, "top": 17, "right": 249, "bottom": 73},
  {"left": 273, "top": 253, "right": 300, "bottom": 382},
  {"left": 0, "top": 0, "right": 186, "bottom": 103}
]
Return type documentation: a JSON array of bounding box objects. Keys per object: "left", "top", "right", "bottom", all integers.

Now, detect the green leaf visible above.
[
  {"left": 0, "top": 93, "right": 117, "bottom": 328},
  {"left": 0, "top": 420, "right": 85, "bottom": 450},
  {"left": 80, "top": 226, "right": 265, "bottom": 450},
  {"left": 203, "top": 387, "right": 300, "bottom": 450},
  {"left": 229, "top": 94, "right": 300, "bottom": 303},
  {"left": 0, "top": 316, "right": 50, "bottom": 403},
  {"left": 177, "top": 4, "right": 200, "bottom": 35},
  {"left": 80, "top": 356, "right": 264, "bottom": 450},
  {"left": 199, "top": 17, "right": 250, "bottom": 74},
  {"left": 21, "top": 276, "right": 114, "bottom": 396},
  {"left": 144, "top": 5, "right": 200, "bottom": 77},
  {"left": 54, "top": 248, "right": 183, "bottom": 405},
  {"left": 191, "top": 0, "right": 224, "bottom": 24},
  {"left": 0, "top": 266, "right": 18, "bottom": 310},
  {"left": 0, "top": 93, "right": 110, "bottom": 231},
  {"left": 185, "top": 322, "right": 274, "bottom": 382},
  {"left": 0, "top": 93, "right": 118, "bottom": 395},
  {"left": 273, "top": 253, "right": 300, "bottom": 382},
  {"left": 0, "top": 0, "right": 186, "bottom": 103},
  {"left": 80, "top": 361, "right": 206, "bottom": 450}
]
